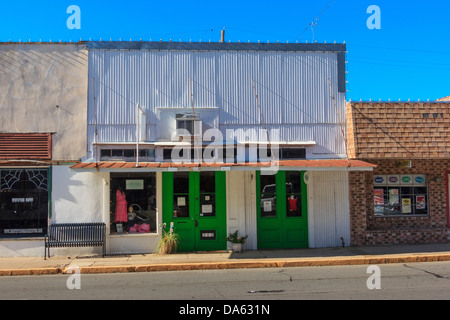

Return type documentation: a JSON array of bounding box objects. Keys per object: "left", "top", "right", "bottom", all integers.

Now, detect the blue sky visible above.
[{"left": 1, "top": 0, "right": 449, "bottom": 101}]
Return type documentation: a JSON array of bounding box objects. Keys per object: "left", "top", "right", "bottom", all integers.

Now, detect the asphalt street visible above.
[{"left": 1, "top": 261, "right": 449, "bottom": 301}]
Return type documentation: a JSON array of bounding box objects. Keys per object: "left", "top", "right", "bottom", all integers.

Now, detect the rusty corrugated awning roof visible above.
[{"left": 71, "top": 159, "right": 376, "bottom": 171}]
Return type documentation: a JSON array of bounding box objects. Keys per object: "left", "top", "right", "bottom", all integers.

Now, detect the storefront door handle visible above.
[{"left": 195, "top": 219, "right": 198, "bottom": 227}]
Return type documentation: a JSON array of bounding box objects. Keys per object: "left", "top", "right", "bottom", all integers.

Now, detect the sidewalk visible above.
[{"left": 1, "top": 243, "right": 450, "bottom": 276}]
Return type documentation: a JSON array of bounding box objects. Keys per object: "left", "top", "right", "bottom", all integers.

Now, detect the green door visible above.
[
  {"left": 162, "top": 171, "right": 227, "bottom": 252},
  {"left": 256, "top": 171, "right": 308, "bottom": 249}
]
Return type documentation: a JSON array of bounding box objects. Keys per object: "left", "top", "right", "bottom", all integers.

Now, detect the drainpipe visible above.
[
  {"left": 136, "top": 103, "right": 140, "bottom": 167},
  {"left": 136, "top": 104, "right": 146, "bottom": 167}
]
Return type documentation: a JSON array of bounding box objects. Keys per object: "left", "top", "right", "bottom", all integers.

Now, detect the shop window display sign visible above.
[{"left": 373, "top": 174, "right": 428, "bottom": 216}]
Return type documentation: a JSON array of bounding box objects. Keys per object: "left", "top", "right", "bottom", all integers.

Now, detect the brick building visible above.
[{"left": 347, "top": 101, "right": 450, "bottom": 245}]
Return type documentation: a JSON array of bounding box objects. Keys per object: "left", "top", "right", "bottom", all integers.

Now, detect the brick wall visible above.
[{"left": 350, "top": 159, "right": 449, "bottom": 245}]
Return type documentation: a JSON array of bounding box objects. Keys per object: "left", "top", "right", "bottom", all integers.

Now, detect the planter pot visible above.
[{"left": 232, "top": 243, "right": 243, "bottom": 253}]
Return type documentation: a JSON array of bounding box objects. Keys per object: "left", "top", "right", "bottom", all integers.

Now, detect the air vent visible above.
[{"left": 0, "top": 133, "right": 52, "bottom": 160}]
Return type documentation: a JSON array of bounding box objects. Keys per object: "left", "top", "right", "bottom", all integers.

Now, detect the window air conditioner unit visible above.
[{"left": 175, "top": 113, "right": 202, "bottom": 141}]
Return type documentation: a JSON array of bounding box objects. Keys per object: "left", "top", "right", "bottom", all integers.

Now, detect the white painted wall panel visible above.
[
  {"left": 226, "top": 170, "right": 257, "bottom": 250},
  {"left": 52, "top": 166, "right": 107, "bottom": 223},
  {"left": 308, "top": 170, "right": 350, "bottom": 248}
]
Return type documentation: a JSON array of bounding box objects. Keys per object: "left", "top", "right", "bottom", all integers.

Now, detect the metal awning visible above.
[{"left": 70, "top": 159, "right": 376, "bottom": 172}]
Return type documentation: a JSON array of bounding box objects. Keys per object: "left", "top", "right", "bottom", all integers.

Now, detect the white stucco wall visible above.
[
  {"left": 0, "top": 43, "right": 88, "bottom": 161},
  {"left": 52, "top": 165, "right": 107, "bottom": 223}
]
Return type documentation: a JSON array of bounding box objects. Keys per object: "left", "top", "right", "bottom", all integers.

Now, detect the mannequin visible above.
[
  {"left": 127, "top": 205, "right": 137, "bottom": 228},
  {"left": 115, "top": 186, "right": 128, "bottom": 225}
]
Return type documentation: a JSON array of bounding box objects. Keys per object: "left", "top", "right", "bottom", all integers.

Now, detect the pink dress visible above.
[{"left": 115, "top": 190, "right": 128, "bottom": 223}]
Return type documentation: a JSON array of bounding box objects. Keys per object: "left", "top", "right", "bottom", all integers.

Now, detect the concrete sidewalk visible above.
[{"left": 1, "top": 243, "right": 450, "bottom": 276}]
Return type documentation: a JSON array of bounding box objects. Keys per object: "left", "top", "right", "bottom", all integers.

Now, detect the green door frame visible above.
[
  {"left": 162, "top": 171, "right": 227, "bottom": 252},
  {"left": 256, "top": 170, "right": 308, "bottom": 249}
]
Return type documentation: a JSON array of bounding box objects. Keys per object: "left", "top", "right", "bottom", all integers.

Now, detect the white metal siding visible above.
[
  {"left": 308, "top": 171, "right": 350, "bottom": 248},
  {"left": 87, "top": 50, "right": 346, "bottom": 158}
]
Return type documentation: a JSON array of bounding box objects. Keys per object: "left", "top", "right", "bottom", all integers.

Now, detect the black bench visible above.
[{"left": 44, "top": 223, "right": 106, "bottom": 259}]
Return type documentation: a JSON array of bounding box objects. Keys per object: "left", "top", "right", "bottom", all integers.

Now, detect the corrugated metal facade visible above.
[{"left": 87, "top": 45, "right": 347, "bottom": 159}]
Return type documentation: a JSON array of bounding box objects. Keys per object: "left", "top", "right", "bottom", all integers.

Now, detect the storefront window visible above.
[
  {"left": 373, "top": 174, "right": 428, "bottom": 216},
  {"left": 260, "top": 174, "right": 276, "bottom": 217},
  {"left": 0, "top": 169, "right": 49, "bottom": 237},
  {"left": 200, "top": 172, "right": 215, "bottom": 217},
  {"left": 173, "top": 172, "right": 190, "bottom": 218},
  {"left": 110, "top": 173, "right": 156, "bottom": 234}
]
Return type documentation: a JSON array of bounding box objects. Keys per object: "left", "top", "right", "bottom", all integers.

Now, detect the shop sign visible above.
[
  {"left": 373, "top": 175, "right": 386, "bottom": 186},
  {"left": 413, "top": 175, "right": 426, "bottom": 186},
  {"left": 387, "top": 175, "right": 400, "bottom": 185},
  {"left": 397, "top": 160, "right": 412, "bottom": 168},
  {"left": 11, "top": 198, "right": 33, "bottom": 203},
  {"left": 200, "top": 230, "right": 216, "bottom": 240},
  {"left": 4, "top": 228, "right": 42, "bottom": 234},
  {"left": 400, "top": 175, "right": 413, "bottom": 185},
  {"left": 126, "top": 179, "right": 144, "bottom": 190}
]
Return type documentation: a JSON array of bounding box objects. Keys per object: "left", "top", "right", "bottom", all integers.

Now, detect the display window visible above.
[
  {"left": 110, "top": 173, "right": 157, "bottom": 234},
  {"left": 0, "top": 168, "right": 49, "bottom": 237},
  {"left": 373, "top": 174, "right": 428, "bottom": 216}
]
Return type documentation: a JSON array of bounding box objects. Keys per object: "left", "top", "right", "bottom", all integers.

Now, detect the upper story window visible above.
[
  {"left": 161, "top": 146, "right": 307, "bottom": 163},
  {"left": 176, "top": 114, "right": 202, "bottom": 137},
  {"left": 100, "top": 149, "right": 155, "bottom": 162},
  {"left": 280, "top": 148, "right": 306, "bottom": 160}
]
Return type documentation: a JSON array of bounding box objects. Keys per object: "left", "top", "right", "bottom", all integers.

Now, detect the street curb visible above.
[
  {"left": 73, "top": 254, "right": 450, "bottom": 274},
  {"left": 0, "top": 268, "right": 61, "bottom": 276},
  {"left": 1, "top": 253, "right": 450, "bottom": 276}
]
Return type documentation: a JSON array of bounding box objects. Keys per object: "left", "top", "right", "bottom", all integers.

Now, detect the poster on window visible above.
[
  {"left": 202, "top": 204, "right": 213, "bottom": 214},
  {"left": 374, "top": 189, "right": 384, "bottom": 205},
  {"left": 402, "top": 198, "right": 411, "bottom": 213},
  {"left": 263, "top": 201, "right": 272, "bottom": 212},
  {"left": 416, "top": 195, "right": 426, "bottom": 210},
  {"left": 374, "top": 189, "right": 384, "bottom": 213},
  {"left": 389, "top": 188, "right": 399, "bottom": 205},
  {"left": 177, "top": 197, "right": 186, "bottom": 207}
]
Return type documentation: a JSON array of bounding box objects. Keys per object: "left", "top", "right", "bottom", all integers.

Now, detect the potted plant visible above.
[
  {"left": 156, "top": 223, "right": 180, "bottom": 254},
  {"left": 226, "top": 230, "right": 248, "bottom": 253}
]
